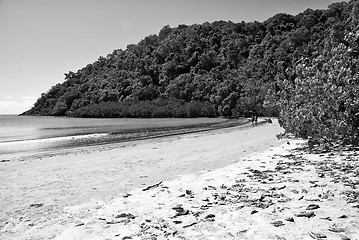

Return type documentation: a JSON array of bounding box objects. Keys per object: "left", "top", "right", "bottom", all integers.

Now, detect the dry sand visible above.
[{"left": 1, "top": 119, "right": 358, "bottom": 239}]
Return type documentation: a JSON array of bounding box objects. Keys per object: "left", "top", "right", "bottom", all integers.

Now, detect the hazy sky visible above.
[{"left": 0, "top": 0, "right": 339, "bottom": 114}]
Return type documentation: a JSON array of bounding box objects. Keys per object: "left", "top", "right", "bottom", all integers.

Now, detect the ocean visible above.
[{"left": 0, "top": 115, "right": 226, "bottom": 158}]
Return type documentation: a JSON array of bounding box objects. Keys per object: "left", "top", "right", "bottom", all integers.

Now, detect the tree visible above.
[
  {"left": 23, "top": 1, "right": 357, "bottom": 121},
  {"left": 278, "top": 24, "right": 359, "bottom": 145}
]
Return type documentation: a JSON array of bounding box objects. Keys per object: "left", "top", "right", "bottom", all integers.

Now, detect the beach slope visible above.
[{"left": 1, "top": 119, "right": 358, "bottom": 239}]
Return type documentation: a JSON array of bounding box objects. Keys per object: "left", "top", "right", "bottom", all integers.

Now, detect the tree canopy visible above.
[{"left": 22, "top": 1, "right": 359, "bottom": 145}]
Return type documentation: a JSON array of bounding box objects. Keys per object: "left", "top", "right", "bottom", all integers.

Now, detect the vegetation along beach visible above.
[{"left": 1, "top": 0, "right": 359, "bottom": 239}]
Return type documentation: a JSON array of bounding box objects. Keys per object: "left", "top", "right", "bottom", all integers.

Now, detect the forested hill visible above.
[{"left": 22, "top": 1, "right": 356, "bottom": 120}]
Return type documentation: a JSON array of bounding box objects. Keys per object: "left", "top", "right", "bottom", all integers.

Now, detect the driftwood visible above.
[
  {"left": 183, "top": 221, "right": 199, "bottom": 228},
  {"left": 142, "top": 181, "right": 163, "bottom": 191}
]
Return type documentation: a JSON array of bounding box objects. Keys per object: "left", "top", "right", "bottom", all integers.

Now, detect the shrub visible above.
[{"left": 277, "top": 27, "right": 359, "bottom": 146}]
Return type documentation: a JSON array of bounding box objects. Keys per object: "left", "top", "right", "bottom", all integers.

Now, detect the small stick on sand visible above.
[{"left": 142, "top": 181, "right": 163, "bottom": 191}]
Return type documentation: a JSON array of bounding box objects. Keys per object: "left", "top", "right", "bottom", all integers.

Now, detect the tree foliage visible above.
[
  {"left": 277, "top": 4, "right": 359, "bottom": 145},
  {"left": 68, "top": 98, "right": 216, "bottom": 118},
  {"left": 22, "top": 1, "right": 359, "bottom": 143}
]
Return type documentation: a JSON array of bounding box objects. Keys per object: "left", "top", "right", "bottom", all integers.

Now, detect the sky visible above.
[{"left": 0, "top": 0, "right": 339, "bottom": 114}]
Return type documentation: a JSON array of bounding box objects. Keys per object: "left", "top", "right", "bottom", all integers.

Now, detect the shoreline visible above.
[
  {"left": 0, "top": 119, "right": 295, "bottom": 239},
  {"left": 2, "top": 119, "right": 358, "bottom": 239},
  {"left": 1, "top": 117, "right": 247, "bottom": 160}
]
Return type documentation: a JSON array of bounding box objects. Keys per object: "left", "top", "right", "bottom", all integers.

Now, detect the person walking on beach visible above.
[
  {"left": 352, "top": 112, "right": 359, "bottom": 144},
  {"left": 251, "top": 110, "right": 258, "bottom": 125}
]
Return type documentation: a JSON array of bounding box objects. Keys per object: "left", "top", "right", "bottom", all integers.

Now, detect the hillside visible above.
[{"left": 22, "top": 1, "right": 359, "bottom": 144}]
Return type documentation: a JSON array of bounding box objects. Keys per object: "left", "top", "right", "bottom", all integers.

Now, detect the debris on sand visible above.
[{"left": 4, "top": 139, "right": 359, "bottom": 239}]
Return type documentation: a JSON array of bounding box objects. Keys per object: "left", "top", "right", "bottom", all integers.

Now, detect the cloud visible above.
[
  {"left": 20, "top": 96, "right": 38, "bottom": 100},
  {"left": 0, "top": 97, "right": 37, "bottom": 114}
]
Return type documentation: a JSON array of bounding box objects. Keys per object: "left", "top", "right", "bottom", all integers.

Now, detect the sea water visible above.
[{"left": 0, "top": 115, "right": 224, "bottom": 157}]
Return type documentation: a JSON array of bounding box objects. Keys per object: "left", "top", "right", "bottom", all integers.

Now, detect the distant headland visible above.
[{"left": 22, "top": 1, "right": 359, "bottom": 146}]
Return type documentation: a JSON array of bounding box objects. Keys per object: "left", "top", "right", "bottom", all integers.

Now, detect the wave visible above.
[
  {"left": 0, "top": 133, "right": 110, "bottom": 155},
  {"left": 0, "top": 133, "right": 109, "bottom": 145},
  {"left": 0, "top": 118, "right": 250, "bottom": 157}
]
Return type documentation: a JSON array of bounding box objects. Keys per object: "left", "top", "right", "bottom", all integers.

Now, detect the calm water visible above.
[{"left": 0, "top": 115, "right": 225, "bottom": 157}]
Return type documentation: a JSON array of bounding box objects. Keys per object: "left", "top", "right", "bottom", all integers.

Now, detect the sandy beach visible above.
[{"left": 1, "top": 119, "right": 358, "bottom": 239}]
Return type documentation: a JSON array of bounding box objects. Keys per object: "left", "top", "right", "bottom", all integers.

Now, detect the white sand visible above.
[{"left": 1, "top": 119, "right": 358, "bottom": 240}]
